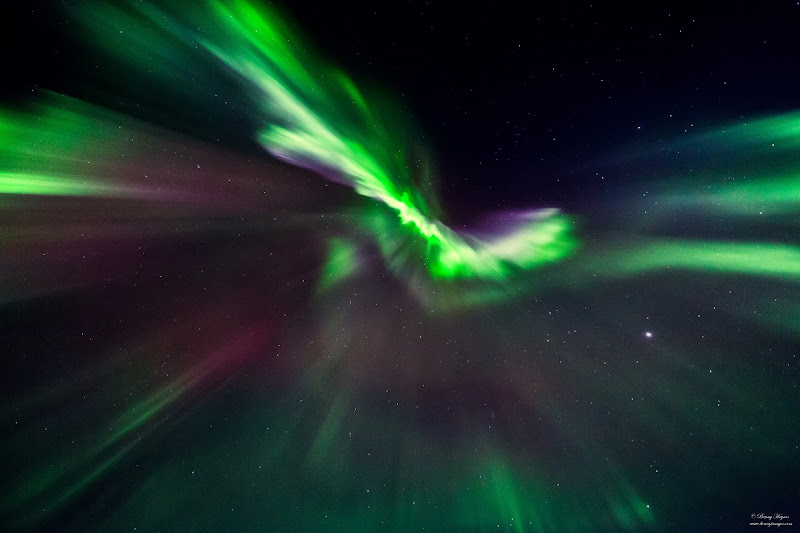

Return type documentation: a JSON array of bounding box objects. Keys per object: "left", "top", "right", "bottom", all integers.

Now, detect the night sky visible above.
[{"left": 2, "top": 1, "right": 799, "bottom": 531}]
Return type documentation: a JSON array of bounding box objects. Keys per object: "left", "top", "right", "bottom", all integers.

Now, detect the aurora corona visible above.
[{"left": 1, "top": 1, "right": 798, "bottom": 531}]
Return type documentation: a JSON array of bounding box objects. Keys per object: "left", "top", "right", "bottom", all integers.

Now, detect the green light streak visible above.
[
  {"left": 6, "top": 363, "right": 194, "bottom": 523},
  {"left": 670, "top": 174, "right": 800, "bottom": 216},
  {"left": 103, "top": 0, "right": 577, "bottom": 280},
  {"left": 484, "top": 457, "right": 528, "bottom": 533},
  {"left": 696, "top": 111, "right": 800, "bottom": 149},
  {"left": 0, "top": 172, "right": 119, "bottom": 197},
  {"left": 0, "top": 96, "right": 130, "bottom": 197},
  {"left": 594, "top": 240, "right": 800, "bottom": 281},
  {"left": 448, "top": 451, "right": 653, "bottom": 532},
  {"left": 631, "top": 112, "right": 800, "bottom": 217}
]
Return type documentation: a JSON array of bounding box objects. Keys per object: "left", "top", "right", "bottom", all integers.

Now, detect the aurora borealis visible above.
[{"left": 2, "top": 1, "right": 799, "bottom": 531}]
